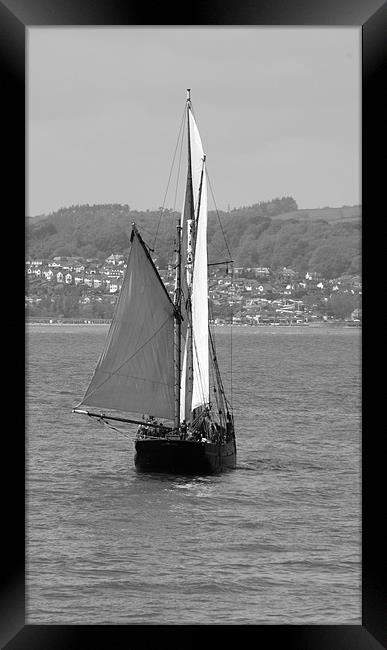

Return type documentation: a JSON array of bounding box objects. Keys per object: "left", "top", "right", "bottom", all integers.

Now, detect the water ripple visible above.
[{"left": 26, "top": 325, "right": 361, "bottom": 625}]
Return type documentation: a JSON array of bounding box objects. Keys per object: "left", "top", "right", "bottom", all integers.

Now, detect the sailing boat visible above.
[{"left": 73, "top": 90, "right": 237, "bottom": 474}]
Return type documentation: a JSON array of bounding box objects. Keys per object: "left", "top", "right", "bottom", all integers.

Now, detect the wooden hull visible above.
[{"left": 134, "top": 438, "right": 236, "bottom": 475}]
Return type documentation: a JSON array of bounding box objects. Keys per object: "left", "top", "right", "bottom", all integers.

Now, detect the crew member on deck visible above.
[
  {"left": 226, "top": 411, "right": 233, "bottom": 437},
  {"left": 179, "top": 420, "right": 187, "bottom": 440}
]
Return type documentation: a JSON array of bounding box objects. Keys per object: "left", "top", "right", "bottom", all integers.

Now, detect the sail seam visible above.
[
  {"left": 191, "top": 324, "right": 208, "bottom": 409},
  {"left": 81, "top": 315, "right": 173, "bottom": 403},
  {"left": 90, "top": 373, "right": 174, "bottom": 388},
  {"left": 135, "top": 229, "right": 177, "bottom": 312}
]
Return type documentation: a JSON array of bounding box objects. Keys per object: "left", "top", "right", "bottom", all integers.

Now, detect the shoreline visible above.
[{"left": 25, "top": 318, "right": 361, "bottom": 329}]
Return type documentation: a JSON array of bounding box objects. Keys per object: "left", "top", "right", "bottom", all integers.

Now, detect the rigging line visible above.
[
  {"left": 101, "top": 372, "right": 175, "bottom": 389},
  {"left": 207, "top": 224, "right": 234, "bottom": 261},
  {"left": 188, "top": 100, "right": 199, "bottom": 124},
  {"left": 208, "top": 217, "right": 234, "bottom": 410},
  {"left": 230, "top": 272, "right": 233, "bottom": 409},
  {"left": 208, "top": 331, "right": 223, "bottom": 416},
  {"left": 98, "top": 417, "right": 134, "bottom": 440},
  {"left": 227, "top": 267, "right": 235, "bottom": 408},
  {"left": 208, "top": 307, "right": 221, "bottom": 418},
  {"left": 172, "top": 113, "right": 186, "bottom": 213},
  {"left": 206, "top": 166, "right": 232, "bottom": 260},
  {"left": 191, "top": 321, "right": 208, "bottom": 409},
  {"left": 153, "top": 105, "right": 186, "bottom": 251},
  {"left": 208, "top": 326, "right": 229, "bottom": 413},
  {"left": 134, "top": 228, "right": 177, "bottom": 312},
  {"left": 135, "top": 223, "right": 155, "bottom": 238},
  {"left": 80, "top": 315, "right": 173, "bottom": 403},
  {"left": 135, "top": 223, "right": 164, "bottom": 249},
  {"left": 75, "top": 239, "right": 135, "bottom": 387}
]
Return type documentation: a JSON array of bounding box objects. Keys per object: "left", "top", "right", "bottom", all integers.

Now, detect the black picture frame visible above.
[{"left": 2, "top": 0, "right": 385, "bottom": 647}]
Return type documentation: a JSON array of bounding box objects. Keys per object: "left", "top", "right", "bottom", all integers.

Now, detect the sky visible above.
[{"left": 27, "top": 27, "right": 360, "bottom": 216}]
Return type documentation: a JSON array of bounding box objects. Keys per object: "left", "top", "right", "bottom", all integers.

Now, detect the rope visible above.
[
  {"left": 172, "top": 115, "right": 186, "bottom": 214},
  {"left": 97, "top": 416, "right": 135, "bottom": 441},
  {"left": 82, "top": 314, "right": 173, "bottom": 402},
  {"left": 153, "top": 105, "right": 186, "bottom": 251},
  {"left": 230, "top": 263, "right": 234, "bottom": 407},
  {"left": 136, "top": 223, "right": 158, "bottom": 244},
  {"left": 205, "top": 165, "right": 234, "bottom": 412},
  {"left": 209, "top": 326, "right": 232, "bottom": 416},
  {"left": 191, "top": 314, "right": 209, "bottom": 411},
  {"left": 206, "top": 166, "right": 232, "bottom": 260},
  {"left": 209, "top": 323, "right": 221, "bottom": 419}
]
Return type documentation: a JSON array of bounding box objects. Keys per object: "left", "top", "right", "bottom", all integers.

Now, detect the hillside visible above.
[
  {"left": 26, "top": 197, "right": 361, "bottom": 279},
  {"left": 271, "top": 205, "right": 361, "bottom": 223}
]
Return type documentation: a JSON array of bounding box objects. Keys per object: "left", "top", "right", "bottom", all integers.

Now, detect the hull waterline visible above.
[{"left": 134, "top": 438, "right": 236, "bottom": 475}]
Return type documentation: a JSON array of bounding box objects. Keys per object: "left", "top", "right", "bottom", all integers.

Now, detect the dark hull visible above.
[{"left": 134, "top": 438, "right": 236, "bottom": 475}]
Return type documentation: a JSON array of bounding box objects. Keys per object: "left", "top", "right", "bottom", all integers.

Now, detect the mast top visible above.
[{"left": 186, "top": 88, "right": 191, "bottom": 102}]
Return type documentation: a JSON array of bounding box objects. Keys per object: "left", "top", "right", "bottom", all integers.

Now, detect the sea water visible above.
[{"left": 26, "top": 324, "right": 361, "bottom": 624}]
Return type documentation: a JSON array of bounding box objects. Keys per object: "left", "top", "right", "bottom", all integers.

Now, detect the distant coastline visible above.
[{"left": 26, "top": 317, "right": 360, "bottom": 328}]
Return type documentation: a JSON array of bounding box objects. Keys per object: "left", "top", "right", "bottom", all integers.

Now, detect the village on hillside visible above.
[{"left": 25, "top": 253, "right": 362, "bottom": 326}]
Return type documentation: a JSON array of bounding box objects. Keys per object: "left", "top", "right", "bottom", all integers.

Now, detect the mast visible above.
[
  {"left": 174, "top": 219, "right": 182, "bottom": 429},
  {"left": 185, "top": 89, "right": 195, "bottom": 421},
  {"left": 174, "top": 88, "right": 192, "bottom": 429},
  {"left": 196, "top": 155, "right": 206, "bottom": 225}
]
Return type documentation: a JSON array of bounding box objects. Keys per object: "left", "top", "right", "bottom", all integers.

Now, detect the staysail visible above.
[
  {"left": 180, "top": 104, "right": 209, "bottom": 419},
  {"left": 77, "top": 228, "right": 176, "bottom": 420},
  {"left": 190, "top": 109, "right": 209, "bottom": 411}
]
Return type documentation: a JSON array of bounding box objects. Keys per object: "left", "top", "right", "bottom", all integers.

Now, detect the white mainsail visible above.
[
  {"left": 77, "top": 230, "right": 176, "bottom": 420},
  {"left": 179, "top": 107, "right": 209, "bottom": 416},
  {"left": 191, "top": 183, "right": 209, "bottom": 407}
]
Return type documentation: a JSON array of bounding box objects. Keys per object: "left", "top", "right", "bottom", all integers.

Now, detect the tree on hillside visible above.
[
  {"left": 303, "top": 292, "right": 325, "bottom": 312},
  {"left": 26, "top": 198, "right": 360, "bottom": 280},
  {"left": 80, "top": 243, "right": 99, "bottom": 258},
  {"left": 30, "top": 221, "right": 57, "bottom": 239},
  {"left": 325, "top": 292, "right": 360, "bottom": 319},
  {"left": 309, "top": 240, "right": 358, "bottom": 279}
]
